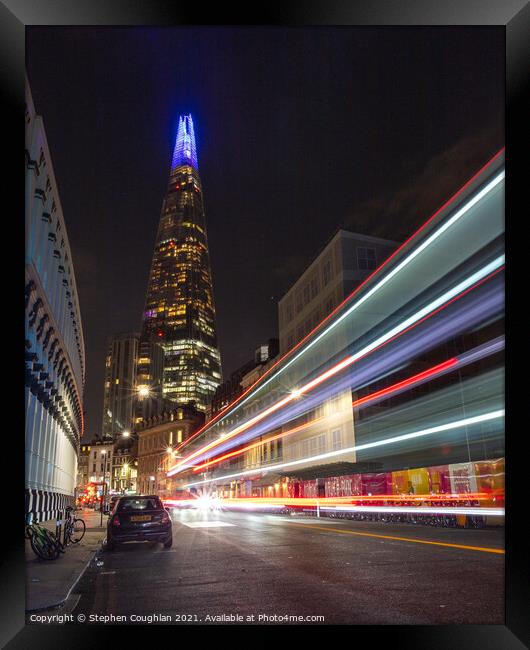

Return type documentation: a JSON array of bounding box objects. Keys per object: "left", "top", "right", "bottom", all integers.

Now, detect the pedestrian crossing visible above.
[{"left": 180, "top": 521, "right": 236, "bottom": 528}]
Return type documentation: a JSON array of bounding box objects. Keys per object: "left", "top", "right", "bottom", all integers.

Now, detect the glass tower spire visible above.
[
  {"left": 171, "top": 114, "right": 198, "bottom": 171},
  {"left": 140, "top": 115, "right": 222, "bottom": 412}
]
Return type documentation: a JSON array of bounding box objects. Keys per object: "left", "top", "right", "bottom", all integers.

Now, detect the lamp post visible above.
[{"left": 100, "top": 448, "right": 111, "bottom": 526}]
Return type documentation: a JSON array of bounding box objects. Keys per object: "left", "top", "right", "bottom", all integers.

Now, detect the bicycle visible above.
[
  {"left": 61, "top": 506, "right": 86, "bottom": 548},
  {"left": 25, "top": 520, "right": 61, "bottom": 561}
]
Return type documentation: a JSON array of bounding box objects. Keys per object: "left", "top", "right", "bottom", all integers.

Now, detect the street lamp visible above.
[
  {"left": 122, "top": 430, "right": 130, "bottom": 438},
  {"left": 138, "top": 386, "right": 150, "bottom": 398},
  {"left": 100, "top": 449, "right": 111, "bottom": 525}
]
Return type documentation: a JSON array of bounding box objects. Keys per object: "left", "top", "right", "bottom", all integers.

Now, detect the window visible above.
[
  {"left": 303, "top": 285, "right": 310, "bottom": 306},
  {"left": 323, "top": 259, "right": 332, "bottom": 286},
  {"left": 357, "top": 246, "right": 376, "bottom": 270},
  {"left": 332, "top": 429, "right": 342, "bottom": 450},
  {"left": 295, "top": 292, "right": 303, "bottom": 314},
  {"left": 310, "top": 276, "right": 319, "bottom": 299},
  {"left": 118, "top": 497, "right": 163, "bottom": 512},
  {"left": 329, "top": 394, "right": 341, "bottom": 412}
]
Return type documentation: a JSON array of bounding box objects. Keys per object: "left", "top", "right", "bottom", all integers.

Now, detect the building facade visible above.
[
  {"left": 137, "top": 405, "right": 204, "bottom": 497},
  {"left": 278, "top": 229, "right": 398, "bottom": 354},
  {"left": 101, "top": 332, "right": 139, "bottom": 440},
  {"left": 76, "top": 444, "right": 91, "bottom": 491},
  {"left": 25, "top": 76, "right": 85, "bottom": 523},
  {"left": 86, "top": 439, "right": 114, "bottom": 486},
  {"left": 140, "top": 115, "right": 222, "bottom": 412},
  {"left": 134, "top": 338, "right": 165, "bottom": 426},
  {"left": 110, "top": 436, "right": 138, "bottom": 494}
]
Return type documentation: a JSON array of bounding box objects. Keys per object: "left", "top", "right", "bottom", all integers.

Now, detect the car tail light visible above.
[
  {"left": 112, "top": 516, "right": 121, "bottom": 527},
  {"left": 161, "top": 511, "right": 170, "bottom": 524}
]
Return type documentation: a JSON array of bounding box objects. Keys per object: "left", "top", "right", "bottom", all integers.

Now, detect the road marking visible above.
[
  {"left": 291, "top": 523, "right": 505, "bottom": 554},
  {"left": 181, "top": 521, "right": 236, "bottom": 528}
]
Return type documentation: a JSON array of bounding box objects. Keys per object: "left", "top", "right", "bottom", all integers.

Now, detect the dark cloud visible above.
[{"left": 341, "top": 126, "right": 504, "bottom": 241}]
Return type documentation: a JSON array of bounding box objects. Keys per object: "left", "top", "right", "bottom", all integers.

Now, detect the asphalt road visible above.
[{"left": 66, "top": 509, "right": 504, "bottom": 625}]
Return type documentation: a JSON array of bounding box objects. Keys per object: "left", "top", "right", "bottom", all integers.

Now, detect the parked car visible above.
[{"left": 106, "top": 495, "right": 172, "bottom": 550}]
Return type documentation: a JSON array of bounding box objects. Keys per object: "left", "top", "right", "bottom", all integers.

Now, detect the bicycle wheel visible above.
[
  {"left": 70, "top": 518, "right": 86, "bottom": 543},
  {"left": 63, "top": 520, "right": 74, "bottom": 545},
  {"left": 45, "top": 529, "right": 62, "bottom": 558},
  {"left": 31, "top": 530, "right": 59, "bottom": 560}
]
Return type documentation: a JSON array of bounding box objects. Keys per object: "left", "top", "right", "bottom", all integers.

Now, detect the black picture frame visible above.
[{"left": 5, "top": 0, "right": 528, "bottom": 646}]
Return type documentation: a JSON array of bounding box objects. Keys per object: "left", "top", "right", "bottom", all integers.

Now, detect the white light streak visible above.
[
  {"left": 171, "top": 256, "right": 504, "bottom": 476},
  {"left": 319, "top": 506, "right": 504, "bottom": 516}
]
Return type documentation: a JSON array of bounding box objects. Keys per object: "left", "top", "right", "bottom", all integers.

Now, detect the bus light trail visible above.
[
  {"left": 193, "top": 358, "right": 461, "bottom": 474},
  {"left": 162, "top": 495, "right": 505, "bottom": 517},
  {"left": 168, "top": 257, "right": 504, "bottom": 477},
  {"left": 181, "top": 410, "right": 505, "bottom": 488}
]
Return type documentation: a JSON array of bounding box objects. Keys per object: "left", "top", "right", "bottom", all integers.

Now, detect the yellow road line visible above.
[{"left": 292, "top": 523, "right": 505, "bottom": 555}]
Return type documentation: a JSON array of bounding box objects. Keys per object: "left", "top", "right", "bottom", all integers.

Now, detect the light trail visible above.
[
  {"left": 352, "top": 335, "right": 504, "bottom": 410},
  {"left": 168, "top": 257, "right": 504, "bottom": 476},
  {"left": 164, "top": 493, "right": 498, "bottom": 507},
  {"left": 191, "top": 418, "right": 326, "bottom": 472},
  {"left": 319, "top": 506, "right": 504, "bottom": 516},
  {"left": 195, "top": 290, "right": 503, "bottom": 465},
  {"left": 352, "top": 357, "right": 458, "bottom": 408},
  {"left": 192, "top": 358, "right": 459, "bottom": 473},
  {"left": 181, "top": 410, "right": 505, "bottom": 488},
  {"left": 192, "top": 336, "right": 504, "bottom": 473},
  {"left": 174, "top": 153, "right": 505, "bottom": 454}
]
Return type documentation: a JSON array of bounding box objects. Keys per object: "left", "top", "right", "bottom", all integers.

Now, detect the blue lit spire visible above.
[{"left": 171, "top": 114, "right": 198, "bottom": 171}]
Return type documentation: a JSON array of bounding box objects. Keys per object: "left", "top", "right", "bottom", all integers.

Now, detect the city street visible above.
[{"left": 67, "top": 509, "right": 504, "bottom": 625}]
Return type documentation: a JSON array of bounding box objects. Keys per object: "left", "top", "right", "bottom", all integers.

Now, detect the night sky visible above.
[{"left": 25, "top": 27, "right": 504, "bottom": 440}]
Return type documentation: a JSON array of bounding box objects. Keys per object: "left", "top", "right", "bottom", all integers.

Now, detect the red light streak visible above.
[
  {"left": 352, "top": 357, "right": 458, "bottom": 408},
  {"left": 162, "top": 493, "right": 497, "bottom": 508},
  {"left": 173, "top": 149, "right": 505, "bottom": 455}
]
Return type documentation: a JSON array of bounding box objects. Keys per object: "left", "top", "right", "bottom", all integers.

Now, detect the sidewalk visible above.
[{"left": 26, "top": 508, "right": 106, "bottom": 612}]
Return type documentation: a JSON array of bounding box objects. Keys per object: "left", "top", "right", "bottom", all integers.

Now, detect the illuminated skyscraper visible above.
[{"left": 141, "top": 115, "right": 222, "bottom": 412}]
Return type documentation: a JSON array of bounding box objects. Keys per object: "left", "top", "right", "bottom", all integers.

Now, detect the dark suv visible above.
[{"left": 106, "top": 495, "right": 173, "bottom": 550}]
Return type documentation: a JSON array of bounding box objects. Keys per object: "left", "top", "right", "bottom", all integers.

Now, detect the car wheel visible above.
[
  {"left": 105, "top": 538, "right": 116, "bottom": 551},
  {"left": 163, "top": 537, "right": 173, "bottom": 548}
]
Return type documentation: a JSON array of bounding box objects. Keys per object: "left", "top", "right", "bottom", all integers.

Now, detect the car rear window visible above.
[{"left": 118, "top": 498, "right": 163, "bottom": 512}]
